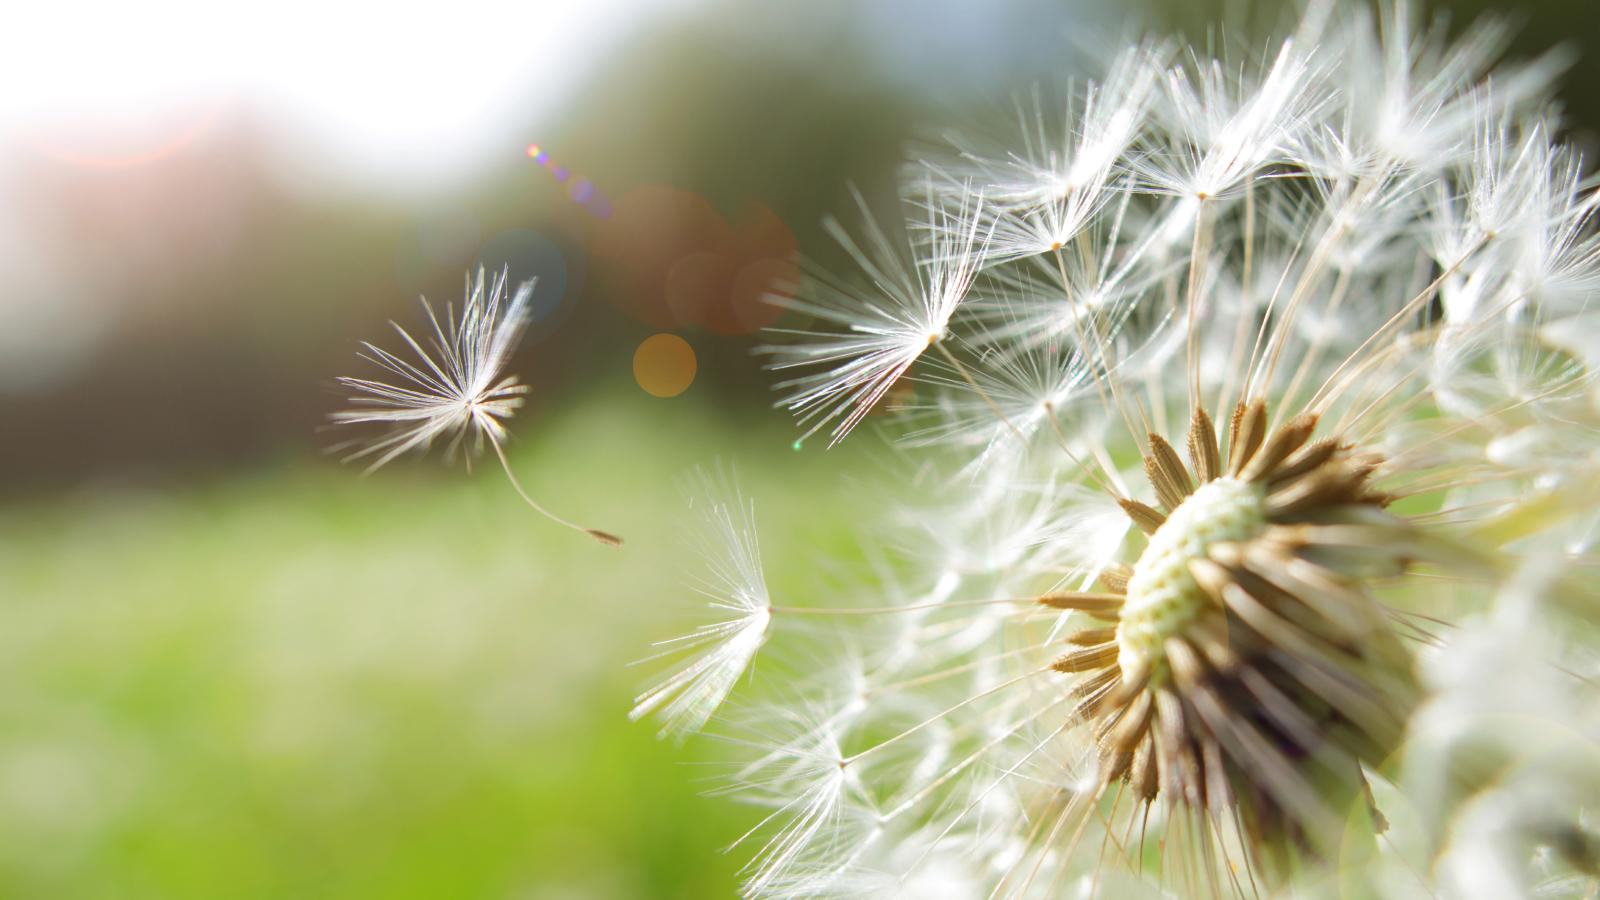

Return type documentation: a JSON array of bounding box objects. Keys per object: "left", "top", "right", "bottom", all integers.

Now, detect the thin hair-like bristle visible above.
[{"left": 641, "top": 5, "right": 1600, "bottom": 894}]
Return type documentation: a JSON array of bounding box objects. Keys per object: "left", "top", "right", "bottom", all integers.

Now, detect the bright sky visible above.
[
  {"left": 0, "top": 0, "right": 696, "bottom": 187},
  {"left": 0, "top": 0, "right": 1114, "bottom": 392},
  {"left": 0, "top": 0, "right": 698, "bottom": 390}
]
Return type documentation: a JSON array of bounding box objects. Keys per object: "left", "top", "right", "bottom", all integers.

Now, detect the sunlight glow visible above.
[{"left": 0, "top": 0, "right": 700, "bottom": 186}]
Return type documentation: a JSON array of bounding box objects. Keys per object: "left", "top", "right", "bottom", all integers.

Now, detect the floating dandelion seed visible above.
[
  {"left": 640, "top": 1, "right": 1600, "bottom": 896},
  {"left": 331, "top": 266, "right": 620, "bottom": 546},
  {"left": 923, "top": 42, "right": 1168, "bottom": 264},
  {"left": 631, "top": 470, "right": 772, "bottom": 739},
  {"left": 763, "top": 184, "right": 991, "bottom": 448}
]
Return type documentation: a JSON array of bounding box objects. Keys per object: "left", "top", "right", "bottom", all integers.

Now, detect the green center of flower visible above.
[{"left": 1117, "top": 477, "right": 1265, "bottom": 683}]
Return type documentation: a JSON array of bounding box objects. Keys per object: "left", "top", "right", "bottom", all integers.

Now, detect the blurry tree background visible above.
[
  {"left": 1, "top": 0, "right": 1595, "bottom": 489},
  {"left": 0, "top": 0, "right": 1596, "bottom": 896}
]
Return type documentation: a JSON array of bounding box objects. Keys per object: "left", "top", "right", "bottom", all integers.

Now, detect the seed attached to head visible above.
[
  {"left": 1117, "top": 476, "right": 1265, "bottom": 683},
  {"left": 1057, "top": 404, "right": 1426, "bottom": 873}
]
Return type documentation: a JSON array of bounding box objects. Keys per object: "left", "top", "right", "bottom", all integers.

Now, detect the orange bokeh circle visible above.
[{"left": 633, "top": 333, "right": 698, "bottom": 398}]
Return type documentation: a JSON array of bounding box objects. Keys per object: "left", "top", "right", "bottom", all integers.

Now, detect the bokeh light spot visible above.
[
  {"left": 594, "top": 186, "right": 797, "bottom": 334},
  {"left": 633, "top": 333, "right": 697, "bottom": 398}
]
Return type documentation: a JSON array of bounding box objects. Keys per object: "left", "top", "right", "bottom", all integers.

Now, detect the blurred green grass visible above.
[{"left": 0, "top": 387, "right": 859, "bottom": 899}]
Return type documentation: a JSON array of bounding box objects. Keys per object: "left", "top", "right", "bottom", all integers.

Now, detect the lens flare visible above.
[
  {"left": 524, "top": 142, "right": 607, "bottom": 217},
  {"left": 633, "top": 333, "right": 697, "bottom": 398}
]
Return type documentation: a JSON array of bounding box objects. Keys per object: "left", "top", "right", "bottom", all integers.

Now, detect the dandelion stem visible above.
[
  {"left": 1185, "top": 196, "right": 1214, "bottom": 412},
  {"left": 1052, "top": 246, "right": 1147, "bottom": 442},
  {"left": 843, "top": 669, "right": 1048, "bottom": 766},
  {"left": 1274, "top": 266, "right": 1353, "bottom": 425},
  {"left": 490, "top": 438, "right": 622, "bottom": 546},
  {"left": 931, "top": 339, "right": 1028, "bottom": 444},
  {"left": 1310, "top": 234, "right": 1492, "bottom": 412},
  {"left": 867, "top": 644, "right": 1044, "bottom": 696},
  {"left": 768, "top": 595, "right": 1048, "bottom": 617},
  {"left": 1218, "top": 175, "right": 1257, "bottom": 417},
  {"left": 879, "top": 690, "right": 1076, "bottom": 822},
  {"left": 1042, "top": 403, "right": 1125, "bottom": 499}
]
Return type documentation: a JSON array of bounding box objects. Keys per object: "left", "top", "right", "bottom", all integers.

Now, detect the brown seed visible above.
[
  {"left": 1228, "top": 399, "right": 1269, "bottom": 476},
  {"left": 1099, "top": 565, "right": 1132, "bottom": 594},
  {"left": 1053, "top": 641, "right": 1120, "bottom": 673},
  {"left": 1265, "top": 438, "right": 1341, "bottom": 488},
  {"left": 1069, "top": 626, "right": 1119, "bottom": 647},
  {"left": 1104, "top": 689, "right": 1155, "bottom": 759},
  {"left": 586, "top": 529, "right": 624, "bottom": 547},
  {"left": 1130, "top": 736, "right": 1161, "bottom": 801},
  {"left": 1120, "top": 498, "right": 1168, "bottom": 535},
  {"left": 1241, "top": 413, "right": 1319, "bottom": 482},
  {"left": 1187, "top": 406, "right": 1222, "bottom": 483},
  {"left": 1038, "top": 591, "right": 1125, "bottom": 616},
  {"left": 1145, "top": 433, "right": 1196, "bottom": 511}
]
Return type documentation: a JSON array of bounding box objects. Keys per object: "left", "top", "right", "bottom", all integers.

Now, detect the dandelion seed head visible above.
[
  {"left": 329, "top": 266, "right": 621, "bottom": 542},
  {"left": 643, "top": 2, "right": 1600, "bottom": 893},
  {"left": 1116, "top": 476, "right": 1264, "bottom": 682},
  {"left": 331, "top": 266, "right": 534, "bottom": 470},
  {"left": 763, "top": 186, "right": 990, "bottom": 448}
]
